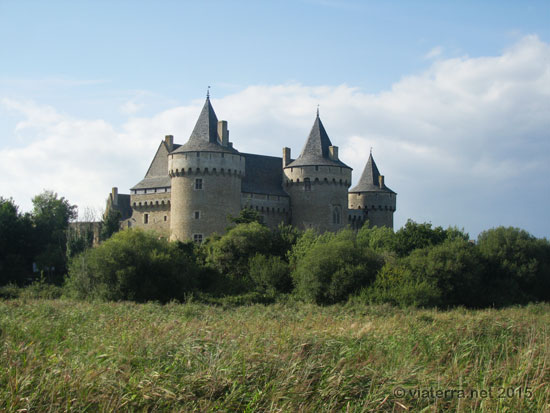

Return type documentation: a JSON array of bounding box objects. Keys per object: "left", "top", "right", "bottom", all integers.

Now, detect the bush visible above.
[
  {"left": 292, "top": 234, "right": 383, "bottom": 305},
  {"left": 362, "top": 262, "right": 441, "bottom": 307},
  {"left": 249, "top": 254, "right": 291, "bottom": 295},
  {"left": 203, "top": 222, "right": 274, "bottom": 291},
  {"left": 477, "top": 227, "right": 550, "bottom": 305},
  {"left": 392, "top": 220, "right": 469, "bottom": 257},
  {"left": 65, "top": 229, "right": 198, "bottom": 302},
  {"left": 364, "top": 238, "right": 484, "bottom": 308}
]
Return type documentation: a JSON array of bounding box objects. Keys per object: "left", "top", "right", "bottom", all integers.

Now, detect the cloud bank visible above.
[{"left": 1, "top": 36, "right": 549, "bottom": 237}]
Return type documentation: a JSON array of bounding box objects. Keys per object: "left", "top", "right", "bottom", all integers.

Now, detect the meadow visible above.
[{"left": 1, "top": 299, "right": 549, "bottom": 412}]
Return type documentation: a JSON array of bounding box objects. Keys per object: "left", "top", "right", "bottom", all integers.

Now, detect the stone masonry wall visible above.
[{"left": 169, "top": 151, "right": 246, "bottom": 241}]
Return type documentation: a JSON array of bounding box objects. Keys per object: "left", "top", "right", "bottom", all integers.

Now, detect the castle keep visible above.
[{"left": 107, "top": 96, "right": 396, "bottom": 242}]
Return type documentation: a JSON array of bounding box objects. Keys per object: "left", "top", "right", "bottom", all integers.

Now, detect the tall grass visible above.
[{"left": 0, "top": 299, "right": 549, "bottom": 412}]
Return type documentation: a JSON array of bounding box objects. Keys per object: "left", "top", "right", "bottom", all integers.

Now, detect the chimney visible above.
[
  {"left": 283, "top": 147, "right": 291, "bottom": 167},
  {"left": 379, "top": 175, "right": 385, "bottom": 189},
  {"left": 165, "top": 135, "right": 174, "bottom": 151},
  {"left": 112, "top": 187, "right": 118, "bottom": 206},
  {"left": 218, "top": 121, "right": 229, "bottom": 146},
  {"left": 329, "top": 146, "right": 339, "bottom": 161}
]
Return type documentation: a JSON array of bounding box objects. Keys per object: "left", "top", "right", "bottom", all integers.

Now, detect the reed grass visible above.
[{"left": 1, "top": 299, "right": 549, "bottom": 412}]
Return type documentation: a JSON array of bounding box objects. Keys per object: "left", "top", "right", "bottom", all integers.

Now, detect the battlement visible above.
[
  {"left": 283, "top": 165, "right": 351, "bottom": 187},
  {"left": 168, "top": 151, "right": 245, "bottom": 178}
]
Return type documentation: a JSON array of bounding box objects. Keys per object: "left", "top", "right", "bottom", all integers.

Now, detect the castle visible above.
[{"left": 107, "top": 95, "right": 396, "bottom": 242}]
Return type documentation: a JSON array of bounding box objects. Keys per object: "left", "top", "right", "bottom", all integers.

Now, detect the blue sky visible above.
[{"left": 1, "top": 0, "right": 549, "bottom": 238}]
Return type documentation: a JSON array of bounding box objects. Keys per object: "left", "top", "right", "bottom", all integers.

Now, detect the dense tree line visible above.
[
  {"left": 0, "top": 192, "right": 78, "bottom": 285},
  {"left": 64, "top": 209, "right": 550, "bottom": 307},
  {"left": 0, "top": 192, "right": 118, "bottom": 287},
  {"left": 3, "top": 195, "right": 550, "bottom": 307}
]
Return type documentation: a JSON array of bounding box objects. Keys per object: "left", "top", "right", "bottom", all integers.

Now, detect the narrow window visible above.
[
  {"left": 332, "top": 206, "right": 341, "bottom": 225},
  {"left": 196, "top": 152, "right": 200, "bottom": 157},
  {"left": 193, "top": 234, "right": 203, "bottom": 244},
  {"left": 304, "top": 178, "right": 311, "bottom": 191},
  {"left": 144, "top": 213, "right": 149, "bottom": 224},
  {"left": 195, "top": 178, "right": 203, "bottom": 190},
  {"left": 194, "top": 211, "right": 200, "bottom": 220},
  {"left": 315, "top": 165, "right": 319, "bottom": 171},
  {"left": 164, "top": 215, "right": 167, "bottom": 222}
]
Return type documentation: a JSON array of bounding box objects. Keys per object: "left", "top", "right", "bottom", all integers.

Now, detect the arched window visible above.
[{"left": 332, "top": 206, "right": 341, "bottom": 224}]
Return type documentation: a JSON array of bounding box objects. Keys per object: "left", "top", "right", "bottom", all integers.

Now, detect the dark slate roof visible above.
[
  {"left": 349, "top": 153, "right": 395, "bottom": 193},
  {"left": 131, "top": 140, "right": 173, "bottom": 190},
  {"left": 172, "top": 97, "right": 239, "bottom": 154},
  {"left": 241, "top": 153, "right": 289, "bottom": 197},
  {"left": 286, "top": 114, "right": 350, "bottom": 168},
  {"left": 131, "top": 176, "right": 171, "bottom": 190}
]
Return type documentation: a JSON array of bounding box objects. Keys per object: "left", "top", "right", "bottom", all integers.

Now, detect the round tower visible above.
[
  {"left": 283, "top": 113, "right": 351, "bottom": 232},
  {"left": 348, "top": 153, "right": 396, "bottom": 229},
  {"left": 168, "top": 97, "right": 245, "bottom": 242}
]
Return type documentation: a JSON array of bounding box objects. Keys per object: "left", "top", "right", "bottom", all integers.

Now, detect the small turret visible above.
[{"left": 348, "top": 152, "right": 396, "bottom": 229}]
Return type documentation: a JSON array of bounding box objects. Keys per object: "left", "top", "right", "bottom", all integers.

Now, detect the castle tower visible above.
[
  {"left": 168, "top": 96, "right": 245, "bottom": 242},
  {"left": 283, "top": 113, "right": 352, "bottom": 231},
  {"left": 348, "top": 153, "right": 396, "bottom": 228}
]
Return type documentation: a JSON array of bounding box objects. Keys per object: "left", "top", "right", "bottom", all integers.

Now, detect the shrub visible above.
[
  {"left": 477, "top": 227, "right": 550, "bottom": 305},
  {"left": 65, "top": 229, "right": 198, "bottom": 302},
  {"left": 248, "top": 254, "right": 291, "bottom": 295},
  {"left": 203, "top": 222, "right": 274, "bottom": 290},
  {"left": 362, "top": 261, "right": 441, "bottom": 307},
  {"left": 364, "top": 238, "right": 484, "bottom": 308},
  {"left": 392, "top": 219, "right": 469, "bottom": 257},
  {"left": 292, "top": 235, "right": 383, "bottom": 305}
]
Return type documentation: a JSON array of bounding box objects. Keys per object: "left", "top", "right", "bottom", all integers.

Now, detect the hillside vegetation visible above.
[{"left": 1, "top": 300, "right": 549, "bottom": 412}]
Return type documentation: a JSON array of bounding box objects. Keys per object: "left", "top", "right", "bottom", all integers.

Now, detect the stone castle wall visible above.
[
  {"left": 127, "top": 192, "right": 171, "bottom": 236},
  {"left": 240, "top": 192, "right": 290, "bottom": 228},
  {"left": 284, "top": 165, "right": 351, "bottom": 232},
  {"left": 348, "top": 191, "right": 396, "bottom": 228},
  {"left": 168, "top": 151, "right": 245, "bottom": 241}
]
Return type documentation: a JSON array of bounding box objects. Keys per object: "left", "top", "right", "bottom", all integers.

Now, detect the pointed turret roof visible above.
[
  {"left": 173, "top": 96, "right": 238, "bottom": 154},
  {"left": 349, "top": 153, "right": 395, "bottom": 193},
  {"left": 286, "top": 113, "right": 350, "bottom": 168}
]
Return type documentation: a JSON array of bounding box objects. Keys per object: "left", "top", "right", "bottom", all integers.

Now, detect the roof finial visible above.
[
  {"left": 370, "top": 147, "right": 373, "bottom": 155},
  {"left": 206, "top": 86, "right": 210, "bottom": 99},
  {"left": 316, "top": 104, "right": 320, "bottom": 118}
]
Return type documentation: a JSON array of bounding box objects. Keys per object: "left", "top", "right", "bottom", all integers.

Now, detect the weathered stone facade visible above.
[{"left": 109, "top": 96, "right": 396, "bottom": 241}]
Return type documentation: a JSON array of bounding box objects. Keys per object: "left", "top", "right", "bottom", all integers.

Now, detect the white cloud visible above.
[
  {"left": 1, "top": 35, "right": 549, "bottom": 236},
  {"left": 424, "top": 46, "right": 443, "bottom": 60}
]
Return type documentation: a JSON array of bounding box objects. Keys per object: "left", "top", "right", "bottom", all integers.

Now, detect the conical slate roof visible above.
[
  {"left": 286, "top": 114, "right": 350, "bottom": 168},
  {"left": 173, "top": 97, "right": 238, "bottom": 154},
  {"left": 350, "top": 153, "right": 395, "bottom": 193}
]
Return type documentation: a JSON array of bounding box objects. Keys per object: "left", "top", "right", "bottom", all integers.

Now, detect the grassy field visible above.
[{"left": 0, "top": 299, "right": 549, "bottom": 412}]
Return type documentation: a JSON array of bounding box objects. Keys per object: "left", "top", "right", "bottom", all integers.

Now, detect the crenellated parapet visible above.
[
  {"left": 168, "top": 151, "right": 246, "bottom": 178},
  {"left": 284, "top": 164, "right": 352, "bottom": 188}
]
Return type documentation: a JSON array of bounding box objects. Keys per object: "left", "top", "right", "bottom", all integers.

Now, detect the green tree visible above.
[
  {"left": 393, "top": 220, "right": 469, "bottom": 257},
  {"left": 228, "top": 208, "right": 263, "bottom": 225},
  {"left": 0, "top": 197, "right": 35, "bottom": 285},
  {"left": 365, "top": 238, "right": 484, "bottom": 308},
  {"left": 292, "top": 233, "right": 383, "bottom": 304},
  {"left": 100, "top": 208, "right": 121, "bottom": 241},
  {"left": 31, "top": 191, "right": 77, "bottom": 283},
  {"left": 66, "top": 229, "right": 198, "bottom": 302},
  {"left": 356, "top": 224, "right": 396, "bottom": 253},
  {"left": 477, "top": 227, "right": 550, "bottom": 305},
  {"left": 249, "top": 254, "right": 291, "bottom": 295},
  {"left": 203, "top": 222, "right": 273, "bottom": 291}
]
